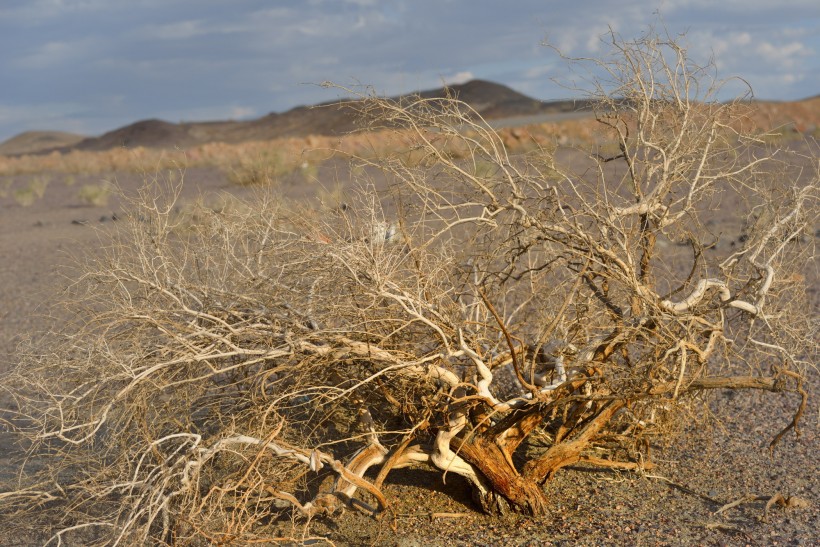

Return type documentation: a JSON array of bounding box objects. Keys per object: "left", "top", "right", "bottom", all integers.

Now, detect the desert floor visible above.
[{"left": 0, "top": 146, "right": 817, "bottom": 546}]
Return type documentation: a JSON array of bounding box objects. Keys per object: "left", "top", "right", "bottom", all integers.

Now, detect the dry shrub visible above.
[
  {"left": 223, "top": 148, "right": 321, "bottom": 186},
  {"left": 1, "top": 30, "right": 817, "bottom": 545}
]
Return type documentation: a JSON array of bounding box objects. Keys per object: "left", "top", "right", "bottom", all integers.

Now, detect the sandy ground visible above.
[{"left": 0, "top": 151, "right": 817, "bottom": 545}]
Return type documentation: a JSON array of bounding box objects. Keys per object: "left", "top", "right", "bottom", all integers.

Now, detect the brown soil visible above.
[{"left": 0, "top": 136, "right": 816, "bottom": 545}]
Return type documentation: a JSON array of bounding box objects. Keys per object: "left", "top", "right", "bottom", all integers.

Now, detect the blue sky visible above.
[{"left": 1, "top": 0, "right": 818, "bottom": 142}]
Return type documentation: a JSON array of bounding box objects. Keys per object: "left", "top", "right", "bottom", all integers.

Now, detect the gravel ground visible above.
[{"left": 0, "top": 155, "right": 816, "bottom": 546}]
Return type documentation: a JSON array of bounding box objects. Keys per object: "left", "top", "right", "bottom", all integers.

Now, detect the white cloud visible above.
[
  {"left": 442, "top": 71, "right": 474, "bottom": 85},
  {"left": 704, "top": 31, "right": 755, "bottom": 65},
  {"left": 684, "top": 26, "right": 815, "bottom": 98},
  {"left": 140, "top": 19, "right": 208, "bottom": 40},
  {"left": 524, "top": 65, "right": 555, "bottom": 79},
  {"left": 1, "top": 0, "right": 818, "bottom": 140},
  {"left": 14, "top": 38, "right": 92, "bottom": 69},
  {"left": 229, "top": 106, "right": 255, "bottom": 119},
  {"left": 162, "top": 104, "right": 258, "bottom": 123},
  {"left": 663, "top": 0, "right": 819, "bottom": 10},
  {"left": 689, "top": 30, "right": 815, "bottom": 73},
  {"left": 755, "top": 41, "right": 811, "bottom": 68},
  {"left": 0, "top": 0, "right": 114, "bottom": 23},
  {"left": 0, "top": 102, "right": 87, "bottom": 133},
  {"left": 585, "top": 23, "right": 620, "bottom": 52}
]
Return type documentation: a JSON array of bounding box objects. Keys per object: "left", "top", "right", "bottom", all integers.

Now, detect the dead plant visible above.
[{"left": 1, "top": 29, "right": 816, "bottom": 545}]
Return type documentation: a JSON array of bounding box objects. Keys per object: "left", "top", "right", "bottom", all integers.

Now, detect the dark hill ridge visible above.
[{"left": 12, "top": 80, "right": 595, "bottom": 154}]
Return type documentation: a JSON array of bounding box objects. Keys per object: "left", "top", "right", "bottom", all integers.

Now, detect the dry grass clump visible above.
[
  {"left": 0, "top": 30, "right": 816, "bottom": 545},
  {"left": 213, "top": 143, "right": 325, "bottom": 186}
]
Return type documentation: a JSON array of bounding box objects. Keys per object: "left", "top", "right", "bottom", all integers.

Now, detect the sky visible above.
[{"left": 1, "top": 0, "right": 818, "bottom": 142}]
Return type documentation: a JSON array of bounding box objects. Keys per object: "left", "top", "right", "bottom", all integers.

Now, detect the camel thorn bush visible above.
[{"left": 0, "top": 29, "right": 816, "bottom": 545}]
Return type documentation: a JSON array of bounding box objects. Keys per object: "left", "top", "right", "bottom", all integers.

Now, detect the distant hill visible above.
[
  {"left": 1, "top": 80, "right": 595, "bottom": 155},
  {"left": 414, "top": 79, "right": 589, "bottom": 119},
  {"left": 0, "top": 130, "right": 86, "bottom": 156},
  {"left": 3, "top": 81, "right": 816, "bottom": 156}
]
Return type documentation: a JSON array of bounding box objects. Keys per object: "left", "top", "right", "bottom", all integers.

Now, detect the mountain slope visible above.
[{"left": 38, "top": 80, "right": 593, "bottom": 153}]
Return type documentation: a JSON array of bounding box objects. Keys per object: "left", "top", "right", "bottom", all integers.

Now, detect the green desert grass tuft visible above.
[
  {"left": 0, "top": 177, "right": 12, "bottom": 199},
  {"left": 77, "top": 182, "right": 113, "bottom": 206},
  {"left": 11, "top": 175, "right": 51, "bottom": 206}
]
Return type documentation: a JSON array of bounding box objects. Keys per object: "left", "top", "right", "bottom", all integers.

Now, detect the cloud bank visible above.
[{"left": 0, "top": 0, "right": 817, "bottom": 140}]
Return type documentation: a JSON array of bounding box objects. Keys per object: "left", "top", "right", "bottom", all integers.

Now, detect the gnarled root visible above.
[{"left": 457, "top": 432, "right": 549, "bottom": 516}]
